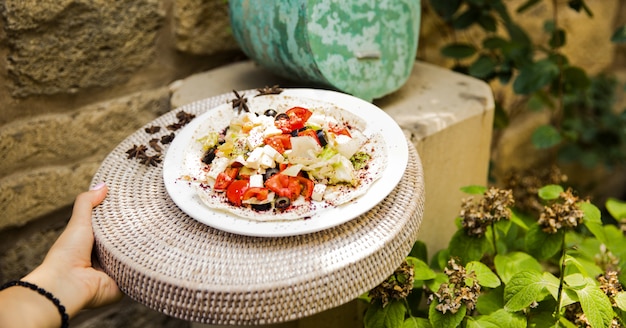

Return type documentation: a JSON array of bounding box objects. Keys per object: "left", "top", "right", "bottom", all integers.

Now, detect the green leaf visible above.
[
  {"left": 409, "top": 241, "right": 429, "bottom": 262},
  {"left": 614, "top": 291, "right": 626, "bottom": 311},
  {"left": 430, "top": 0, "right": 462, "bottom": 21},
  {"left": 504, "top": 271, "right": 548, "bottom": 311},
  {"left": 452, "top": 8, "right": 481, "bottom": 30},
  {"left": 478, "top": 14, "right": 497, "bottom": 32},
  {"left": 542, "top": 272, "right": 578, "bottom": 307},
  {"left": 425, "top": 273, "right": 450, "bottom": 296},
  {"left": 494, "top": 252, "right": 542, "bottom": 284},
  {"left": 509, "top": 210, "right": 530, "bottom": 230},
  {"left": 561, "top": 66, "right": 590, "bottom": 93},
  {"left": 364, "top": 299, "right": 407, "bottom": 328},
  {"left": 538, "top": 184, "right": 564, "bottom": 200},
  {"left": 448, "top": 229, "right": 490, "bottom": 263},
  {"left": 468, "top": 309, "right": 526, "bottom": 328},
  {"left": 467, "top": 261, "right": 501, "bottom": 288},
  {"left": 513, "top": 59, "right": 560, "bottom": 94},
  {"left": 563, "top": 254, "right": 603, "bottom": 279},
  {"left": 524, "top": 224, "right": 563, "bottom": 260},
  {"left": 406, "top": 257, "right": 437, "bottom": 282},
  {"left": 575, "top": 279, "right": 614, "bottom": 328},
  {"left": 606, "top": 198, "right": 626, "bottom": 220},
  {"left": 469, "top": 55, "right": 497, "bottom": 79},
  {"left": 531, "top": 125, "right": 562, "bottom": 149},
  {"left": 568, "top": 0, "right": 593, "bottom": 17},
  {"left": 612, "top": 25, "right": 626, "bottom": 43},
  {"left": 516, "top": 0, "right": 542, "bottom": 13},
  {"left": 403, "top": 316, "right": 432, "bottom": 328},
  {"left": 549, "top": 28, "right": 566, "bottom": 48},
  {"left": 461, "top": 185, "right": 488, "bottom": 195},
  {"left": 441, "top": 43, "right": 477, "bottom": 59},
  {"left": 483, "top": 37, "right": 508, "bottom": 50},
  {"left": 476, "top": 286, "right": 504, "bottom": 315},
  {"left": 429, "top": 301, "right": 466, "bottom": 328}
]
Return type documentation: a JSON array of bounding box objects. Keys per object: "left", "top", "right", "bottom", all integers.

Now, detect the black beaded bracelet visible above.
[{"left": 0, "top": 280, "right": 69, "bottom": 328}]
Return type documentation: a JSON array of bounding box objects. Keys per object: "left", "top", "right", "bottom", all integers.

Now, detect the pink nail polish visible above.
[{"left": 90, "top": 182, "right": 106, "bottom": 191}]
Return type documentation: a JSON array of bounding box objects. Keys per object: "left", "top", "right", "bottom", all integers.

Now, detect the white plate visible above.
[{"left": 163, "top": 89, "right": 408, "bottom": 237}]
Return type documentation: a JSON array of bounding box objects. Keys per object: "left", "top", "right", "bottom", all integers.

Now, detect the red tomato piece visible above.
[
  {"left": 286, "top": 107, "right": 312, "bottom": 131},
  {"left": 265, "top": 173, "right": 301, "bottom": 200},
  {"left": 274, "top": 114, "right": 293, "bottom": 134},
  {"left": 242, "top": 187, "right": 269, "bottom": 201},
  {"left": 264, "top": 134, "right": 291, "bottom": 154},
  {"left": 213, "top": 167, "right": 240, "bottom": 191},
  {"left": 226, "top": 180, "right": 249, "bottom": 206},
  {"left": 329, "top": 123, "right": 352, "bottom": 137},
  {"left": 297, "top": 129, "right": 321, "bottom": 146},
  {"left": 296, "top": 176, "right": 315, "bottom": 200}
]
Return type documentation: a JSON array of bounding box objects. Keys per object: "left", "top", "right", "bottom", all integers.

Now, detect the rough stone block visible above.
[
  {"left": 1, "top": 0, "right": 164, "bottom": 97},
  {"left": 173, "top": 0, "right": 239, "bottom": 55},
  {"left": 0, "top": 87, "right": 170, "bottom": 177},
  {"left": 0, "top": 87, "right": 170, "bottom": 229}
]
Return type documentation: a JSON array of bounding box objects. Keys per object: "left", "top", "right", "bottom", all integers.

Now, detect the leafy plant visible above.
[
  {"left": 361, "top": 185, "right": 626, "bottom": 327},
  {"left": 430, "top": 0, "right": 626, "bottom": 169}
]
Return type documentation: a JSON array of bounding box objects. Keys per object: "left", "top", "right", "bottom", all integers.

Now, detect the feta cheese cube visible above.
[
  {"left": 245, "top": 147, "right": 265, "bottom": 169},
  {"left": 207, "top": 157, "right": 230, "bottom": 179},
  {"left": 312, "top": 184, "right": 327, "bottom": 202},
  {"left": 259, "top": 153, "right": 275, "bottom": 169},
  {"left": 247, "top": 130, "right": 264, "bottom": 149},
  {"left": 262, "top": 144, "right": 284, "bottom": 163},
  {"left": 249, "top": 174, "right": 264, "bottom": 188},
  {"left": 262, "top": 126, "right": 283, "bottom": 138}
]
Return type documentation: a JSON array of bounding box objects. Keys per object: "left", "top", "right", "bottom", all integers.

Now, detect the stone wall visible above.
[
  {"left": 0, "top": 1, "right": 624, "bottom": 327},
  {"left": 0, "top": 0, "right": 240, "bottom": 326}
]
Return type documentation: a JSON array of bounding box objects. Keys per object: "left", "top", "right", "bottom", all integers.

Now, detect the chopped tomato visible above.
[
  {"left": 329, "top": 123, "right": 351, "bottom": 137},
  {"left": 265, "top": 173, "right": 301, "bottom": 201},
  {"left": 213, "top": 167, "right": 240, "bottom": 191},
  {"left": 297, "top": 129, "right": 321, "bottom": 146},
  {"left": 242, "top": 187, "right": 269, "bottom": 201},
  {"left": 226, "top": 179, "right": 249, "bottom": 206},
  {"left": 296, "top": 176, "right": 315, "bottom": 200},
  {"left": 286, "top": 107, "right": 313, "bottom": 131},
  {"left": 264, "top": 134, "right": 291, "bottom": 154},
  {"left": 279, "top": 163, "right": 289, "bottom": 171},
  {"left": 274, "top": 114, "right": 292, "bottom": 134}
]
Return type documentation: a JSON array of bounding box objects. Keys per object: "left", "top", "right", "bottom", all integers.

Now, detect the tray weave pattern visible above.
[{"left": 91, "top": 91, "right": 425, "bottom": 325}]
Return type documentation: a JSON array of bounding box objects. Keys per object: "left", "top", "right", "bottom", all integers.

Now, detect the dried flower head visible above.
[
  {"left": 565, "top": 302, "right": 621, "bottom": 328},
  {"left": 598, "top": 270, "right": 623, "bottom": 303},
  {"left": 429, "top": 258, "right": 481, "bottom": 314},
  {"left": 460, "top": 187, "right": 514, "bottom": 237},
  {"left": 537, "top": 188, "right": 584, "bottom": 234},
  {"left": 368, "top": 260, "right": 414, "bottom": 308},
  {"left": 502, "top": 165, "right": 567, "bottom": 215}
]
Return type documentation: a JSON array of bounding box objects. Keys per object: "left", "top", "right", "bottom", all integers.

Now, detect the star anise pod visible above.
[
  {"left": 160, "top": 133, "right": 175, "bottom": 144},
  {"left": 144, "top": 125, "right": 161, "bottom": 134},
  {"left": 126, "top": 144, "right": 148, "bottom": 159},
  {"left": 139, "top": 154, "right": 162, "bottom": 167},
  {"left": 255, "top": 85, "right": 283, "bottom": 97},
  {"left": 230, "top": 90, "right": 249, "bottom": 114},
  {"left": 166, "top": 122, "right": 183, "bottom": 131},
  {"left": 176, "top": 111, "right": 196, "bottom": 125},
  {"left": 149, "top": 138, "right": 162, "bottom": 153}
]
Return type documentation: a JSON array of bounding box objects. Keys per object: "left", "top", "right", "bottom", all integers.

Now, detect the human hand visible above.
[{"left": 23, "top": 182, "right": 123, "bottom": 318}]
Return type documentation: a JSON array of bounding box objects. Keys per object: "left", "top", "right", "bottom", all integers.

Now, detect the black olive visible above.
[
  {"left": 291, "top": 127, "right": 308, "bottom": 137},
  {"left": 264, "top": 109, "right": 278, "bottom": 117},
  {"left": 275, "top": 113, "right": 289, "bottom": 121},
  {"left": 263, "top": 168, "right": 280, "bottom": 181},
  {"left": 251, "top": 203, "right": 272, "bottom": 211},
  {"left": 275, "top": 197, "right": 291, "bottom": 210},
  {"left": 316, "top": 130, "right": 328, "bottom": 147},
  {"left": 201, "top": 147, "right": 217, "bottom": 164}
]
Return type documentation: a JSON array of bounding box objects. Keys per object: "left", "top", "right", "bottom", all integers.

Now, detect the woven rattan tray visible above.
[{"left": 91, "top": 91, "right": 425, "bottom": 325}]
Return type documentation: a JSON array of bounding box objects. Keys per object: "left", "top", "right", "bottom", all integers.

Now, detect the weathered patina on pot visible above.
[{"left": 229, "top": 0, "right": 421, "bottom": 102}]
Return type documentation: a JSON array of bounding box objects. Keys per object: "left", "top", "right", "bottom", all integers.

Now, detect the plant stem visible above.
[
  {"left": 555, "top": 232, "right": 566, "bottom": 322},
  {"left": 491, "top": 222, "right": 498, "bottom": 256}
]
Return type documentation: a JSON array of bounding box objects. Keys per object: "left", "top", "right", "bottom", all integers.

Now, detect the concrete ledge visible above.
[{"left": 170, "top": 60, "right": 494, "bottom": 327}]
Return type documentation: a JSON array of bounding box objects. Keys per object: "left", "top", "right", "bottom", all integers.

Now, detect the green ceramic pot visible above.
[{"left": 229, "top": 0, "right": 421, "bottom": 102}]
